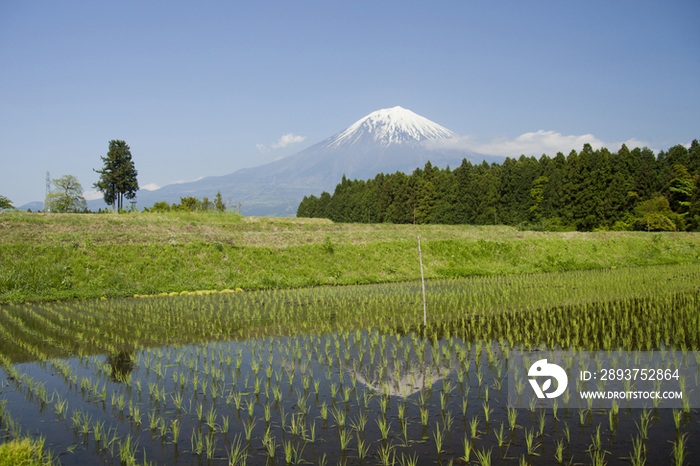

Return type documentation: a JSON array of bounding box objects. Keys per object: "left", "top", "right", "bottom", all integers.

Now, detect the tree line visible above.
[
  {"left": 297, "top": 141, "right": 700, "bottom": 231},
  {"left": 148, "top": 193, "right": 228, "bottom": 213}
]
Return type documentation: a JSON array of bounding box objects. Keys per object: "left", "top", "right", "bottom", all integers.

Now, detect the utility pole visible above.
[
  {"left": 417, "top": 236, "right": 427, "bottom": 328},
  {"left": 45, "top": 171, "right": 51, "bottom": 212}
]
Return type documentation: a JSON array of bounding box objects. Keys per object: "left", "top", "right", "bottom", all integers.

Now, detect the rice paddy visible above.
[{"left": 0, "top": 263, "right": 699, "bottom": 465}]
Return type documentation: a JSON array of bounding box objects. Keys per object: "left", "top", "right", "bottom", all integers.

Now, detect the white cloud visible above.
[
  {"left": 83, "top": 190, "right": 104, "bottom": 201},
  {"left": 424, "top": 131, "right": 653, "bottom": 158},
  {"left": 271, "top": 133, "right": 306, "bottom": 149},
  {"left": 257, "top": 133, "right": 306, "bottom": 153},
  {"left": 140, "top": 183, "right": 161, "bottom": 191}
]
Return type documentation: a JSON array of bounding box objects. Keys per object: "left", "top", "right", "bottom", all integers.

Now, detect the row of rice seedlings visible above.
[{"left": 5, "top": 262, "right": 698, "bottom": 365}]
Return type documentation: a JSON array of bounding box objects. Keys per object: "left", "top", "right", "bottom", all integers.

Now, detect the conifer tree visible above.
[{"left": 93, "top": 140, "right": 139, "bottom": 211}]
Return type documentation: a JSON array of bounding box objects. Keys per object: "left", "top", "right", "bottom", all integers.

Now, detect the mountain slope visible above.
[{"left": 93, "top": 107, "right": 484, "bottom": 216}]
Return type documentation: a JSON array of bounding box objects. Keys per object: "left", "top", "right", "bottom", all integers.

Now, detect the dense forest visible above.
[{"left": 297, "top": 141, "right": 700, "bottom": 231}]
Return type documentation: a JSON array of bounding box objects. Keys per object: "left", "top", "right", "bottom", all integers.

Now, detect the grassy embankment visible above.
[{"left": 1, "top": 211, "right": 699, "bottom": 303}]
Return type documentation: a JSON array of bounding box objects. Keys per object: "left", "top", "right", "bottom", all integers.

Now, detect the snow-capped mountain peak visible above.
[{"left": 323, "top": 106, "right": 457, "bottom": 149}]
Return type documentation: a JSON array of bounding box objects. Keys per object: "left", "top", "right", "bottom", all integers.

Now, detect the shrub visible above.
[{"left": 150, "top": 201, "right": 171, "bottom": 213}]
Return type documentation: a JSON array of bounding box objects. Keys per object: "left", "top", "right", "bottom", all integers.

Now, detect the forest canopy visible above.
[{"left": 297, "top": 140, "right": 700, "bottom": 232}]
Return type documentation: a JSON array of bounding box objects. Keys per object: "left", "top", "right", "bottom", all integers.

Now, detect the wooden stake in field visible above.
[{"left": 417, "top": 235, "right": 427, "bottom": 327}]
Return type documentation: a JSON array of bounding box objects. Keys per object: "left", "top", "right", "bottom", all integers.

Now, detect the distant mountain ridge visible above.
[{"left": 81, "top": 106, "right": 485, "bottom": 215}]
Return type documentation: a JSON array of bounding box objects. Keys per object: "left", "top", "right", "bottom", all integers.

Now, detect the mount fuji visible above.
[{"left": 116, "top": 107, "right": 484, "bottom": 216}]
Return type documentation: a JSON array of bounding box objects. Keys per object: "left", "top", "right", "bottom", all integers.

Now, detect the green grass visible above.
[
  {"left": 2, "top": 211, "right": 700, "bottom": 303},
  {"left": 0, "top": 438, "right": 55, "bottom": 466}
]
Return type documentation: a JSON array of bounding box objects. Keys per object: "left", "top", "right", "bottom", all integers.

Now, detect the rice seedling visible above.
[
  {"left": 588, "top": 445, "right": 608, "bottom": 466},
  {"left": 148, "top": 410, "right": 159, "bottom": 431},
  {"left": 206, "top": 404, "right": 218, "bottom": 428},
  {"left": 397, "top": 402, "right": 406, "bottom": 424},
  {"left": 470, "top": 416, "right": 480, "bottom": 438},
  {"left": 474, "top": 446, "right": 492, "bottom": 466},
  {"left": 289, "top": 413, "right": 306, "bottom": 437},
  {"left": 349, "top": 411, "right": 368, "bottom": 433},
  {"left": 377, "top": 441, "right": 395, "bottom": 466},
  {"left": 232, "top": 390, "right": 243, "bottom": 410},
  {"left": 242, "top": 417, "right": 256, "bottom": 442},
  {"left": 205, "top": 431, "right": 216, "bottom": 459},
  {"left": 525, "top": 428, "right": 539, "bottom": 456},
  {"left": 170, "top": 418, "right": 181, "bottom": 444},
  {"left": 635, "top": 413, "right": 650, "bottom": 439},
  {"left": 398, "top": 451, "right": 419, "bottom": 466},
  {"left": 262, "top": 429, "right": 276, "bottom": 460},
  {"left": 53, "top": 394, "right": 68, "bottom": 418},
  {"left": 305, "top": 420, "right": 317, "bottom": 443},
  {"left": 672, "top": 409, "right": 682, "bottom": 430},
  {"left": 159, "top": 417, "right": 168, "bottom": 438},
  {"left": 629, "top": 434, "right": 645, "bottom": 466},
  {"left": 130, "top": 405, "right": 142, "bottom": 426},
  {"left": 338, "top": 427, "right": 353, "bottom": 451},
  {"left": 578, "top": 408, "right": 588, "bottom": 427},
  {"left": 331, "top": 406, "right": 346, "bottom": 429},
  {"left": 482, "top": 401, "right": 492, "bottom": 424},
  {"left": 71, "top": 409, "right": 83, "bottom": 431},
  {"left": 462, "top": 435, "right": 472, "bottom": 463},
  {"left": 494, "top": 422, "right": 506, "bottom": 448},
  {"left": 118, "top": 434, "right": 139, "bottom": 465},
  {"left": 420, "top": 406, "right": 429, "bottom": 426},
  {"left": 195, "top": 401, "right": 204, "bottom": 422},
  {"left": 671, "top": 432, "right": 687, "bottom": 466},
  {"left": 246, "top": 396, "right": 255, "bottom": 419},
  {"left": 442, "top": 409, "right": 454, "bottom": 432},
  {"left": 377, "top": 417, "right": 392, "bottom": 441},
  {"left": 319, "top": 401, "right": 328, "bottom": 422},
  {"left": 93, "top": 419, "right": 105, "bottom": 443},
  {"left": 554, "top": 438, "right": 565, "bottom": 464},
  {"left": 507, "top": 407, "right": 518, "bottom": 430}
]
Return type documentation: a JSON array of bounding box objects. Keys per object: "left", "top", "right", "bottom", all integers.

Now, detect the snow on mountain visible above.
[
  {"left": 323, "top": 106, "right": 458, "bottom": 149},
  {"left": 99, "top": 107, "right": 485, "bottom": 216}
]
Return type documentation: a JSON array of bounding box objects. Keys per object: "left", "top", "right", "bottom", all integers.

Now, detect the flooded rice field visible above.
[{"left": 1, "top": 264, "right": 699, "bottom": 465}]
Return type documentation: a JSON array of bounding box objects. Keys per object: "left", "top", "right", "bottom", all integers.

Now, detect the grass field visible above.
[{"left": 2, "top": 211, "right": 700, "bottom": 303}]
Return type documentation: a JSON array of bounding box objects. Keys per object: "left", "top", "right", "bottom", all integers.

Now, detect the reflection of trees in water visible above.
[{"left": 107, "top": 350, "right": 133, "bottom": 382}]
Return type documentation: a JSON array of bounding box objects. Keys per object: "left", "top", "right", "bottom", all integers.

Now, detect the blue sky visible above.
[{"left": 2, "top": 1, "right": 699, "bottom": 207}]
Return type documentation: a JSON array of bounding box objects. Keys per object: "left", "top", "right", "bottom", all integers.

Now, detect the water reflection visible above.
[
  {"left": 106, "top": 350, "right": 133, "bottom": 382},
  {"left": 350, "top": 349, "right": 455, "bottom": 398}
]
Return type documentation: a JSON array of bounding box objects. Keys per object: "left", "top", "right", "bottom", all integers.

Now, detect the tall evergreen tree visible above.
[{"left": 94, "top": 140, "right": 139, "bottom": 210}]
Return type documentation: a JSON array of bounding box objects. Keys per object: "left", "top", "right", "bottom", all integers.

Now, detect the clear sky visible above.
[{"left": 2, "top": 1, "right": 699, "bottom": 207}]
